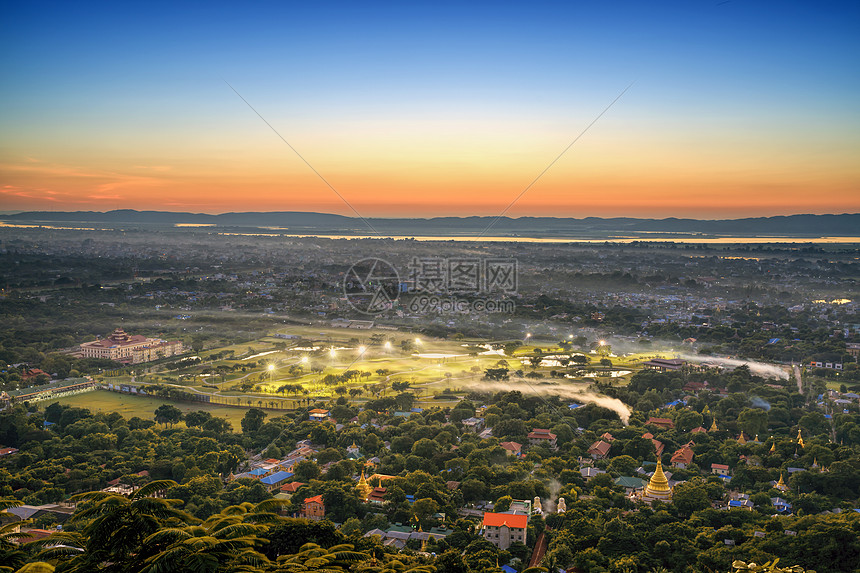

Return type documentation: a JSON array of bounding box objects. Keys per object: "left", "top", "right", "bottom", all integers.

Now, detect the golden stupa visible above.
[
  {"left": 770, "top": 441, "right": 777, "bottom": 453},
  {"left": 709, "top": 419, "right": 718, "bottom": 432},
  {"left": 796, "top": 429, "right": 804, "bottom": 448},
  {"left": 642, "top": 459, "right": 672, "bottom": 503},
  {"left": 737, "top": 432, "right": 747, "bottom": 445},
  {"left": 775, "top": 473, "right": 789, "bottom": 492},
  {"left": 356, "top": 468, "right": 372, "bottom": 500}
]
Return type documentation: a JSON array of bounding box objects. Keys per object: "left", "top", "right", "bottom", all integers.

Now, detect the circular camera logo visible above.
[{"left": 343, "top": 258, "right": 401, "bottom": 314}]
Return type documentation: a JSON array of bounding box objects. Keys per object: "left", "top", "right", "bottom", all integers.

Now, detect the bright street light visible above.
[
  {"left": 358, "top": 345, "right": 367, "bottom": 354},
  {"left": 384, "top": 341, "right": 392, "bottom": 350},
  {"left": 267, "top": 364, "right": 275, "bottom": 372},
  {"left": 301, "top": 356, "right": 309, "bottom": 364}
]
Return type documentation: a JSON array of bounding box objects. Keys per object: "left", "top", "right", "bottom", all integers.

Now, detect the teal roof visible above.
[
  {"left": 614, "top": 476, "right": 646, "bottom": 489},
  {"left": 5, "top": 378, "right": 93, "bottom": 399}
]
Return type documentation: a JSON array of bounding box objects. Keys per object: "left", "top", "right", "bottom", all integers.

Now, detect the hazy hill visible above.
[{"left": 3, "top": 210, "right": 859, "bottom": 237}]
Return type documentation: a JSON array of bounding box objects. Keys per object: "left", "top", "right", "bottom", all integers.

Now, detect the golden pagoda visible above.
[
  {"left": 796, "top": 429, "right": 804, "bottom": 448},
  {"left": 769, "top": 441, "right": 777, "bottom": 453},
  {"left": 812, "top": 458, "right": 819, "bottom": 469},
  {"left": 709, "top": 419, "right": 718, "bottom": 432},
  {"left": 641, "top": 459, "right": 672, "bottom": 503},
  {"left": 356, "top": 468, "right": 372, "bottom": 501},
  {"left": 737, "top": 432, "right": 747, "bottom": 445},
  {"left": 775, "top": 473, "right": 789, "bottom": 492}
]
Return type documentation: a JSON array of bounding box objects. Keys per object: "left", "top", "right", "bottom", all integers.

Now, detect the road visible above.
[{"left": 793, "top": 364, "right": 803, "bottom": 395}]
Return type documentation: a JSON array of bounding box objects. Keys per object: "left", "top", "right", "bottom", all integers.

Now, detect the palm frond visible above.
[{"left": 130, "top": 480, "right": 179, "bottom": 500}]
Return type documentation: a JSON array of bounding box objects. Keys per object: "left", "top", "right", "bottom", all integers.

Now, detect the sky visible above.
[{"left": 1, "top": 0, "right": 859, "bottom": 218}]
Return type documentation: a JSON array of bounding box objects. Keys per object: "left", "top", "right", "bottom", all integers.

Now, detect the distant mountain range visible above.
[{"left": 3, "top": 210, "right": 859, "bottom": 238}]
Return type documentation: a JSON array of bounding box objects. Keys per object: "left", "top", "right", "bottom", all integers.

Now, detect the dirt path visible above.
[{"left": 794, "top": 364, "right": 803, "bottom": 395}]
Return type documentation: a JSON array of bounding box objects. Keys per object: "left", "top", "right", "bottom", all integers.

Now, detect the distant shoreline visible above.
[{"left": 2, "top": 210, "right": 859, "bottom": 243}]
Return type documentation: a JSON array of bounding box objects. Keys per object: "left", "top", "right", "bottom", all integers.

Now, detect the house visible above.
[
  {"left": 308, "top": 409, "right": 330, "bottom": 422},
  {"left": 462, "top": 417, "right": 485, "bottom": 432},
  {"left": 21, "top": 368, "right": 50, "bottom": 382},
  {"left": 260, "top": 471, "right": 293, "bottom": 491},
  {"left": 711, "top": 463, "right": 731, "bottom": 476},
  {"left": 587, "top": 440, "right": 611, "bottom": 459},
  {"left": 642, "top": 432, "right": 664, "bottom": 456},
  {"left": 580, "top": 467, "right": 606, "bottom": 480},
  {"left": 302, "top": 495, "right": 325, "bottom": 521},
  {"left": 614, "top": 476, "right": 646, "bottom": 495},
  {"left": 482, "top": 512, "right": 527, "bottom": 549},
  {"left": 771, "top": 497, "right": 792, "bottom": 513},
  {"left": 499, "top": 441, "right": 522, "bottom": 457},
  {"left": 727, "top": 499, "right": 753, "bottom": 510},
  {"left": 279, "top": 481, "right": 305, "bottom": 495},
  {"left": 646, "top": 417, "right": 675, "bottom": 430},
  {"left": 0, "top": 446, "right": 19, "bottom": 456},
  {"left": 527, "top": 429, "right": 557, "bottom": 449},
  {"left": 671, "top": 445, "right": 694, "bottom": 469}
]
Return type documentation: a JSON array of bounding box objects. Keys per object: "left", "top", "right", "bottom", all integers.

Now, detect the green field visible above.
[
  {"left": 94, "top": 328, "right": 659, "bottom": 413},
  {"left": 41, "top": 390, "right": 253, "bottom": 428}
]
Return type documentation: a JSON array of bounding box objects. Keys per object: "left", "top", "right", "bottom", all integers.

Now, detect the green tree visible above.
[
  {"left": 153, "top": 405, "right": 182, "bottom": 426},
  {"left": 241, "top": 408, "right": 267, "bottom": 434}
]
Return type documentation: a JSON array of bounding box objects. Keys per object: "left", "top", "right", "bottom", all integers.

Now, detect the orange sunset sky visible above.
[{"left": 2, "top": 1, "right": 859, "bottom": 218}]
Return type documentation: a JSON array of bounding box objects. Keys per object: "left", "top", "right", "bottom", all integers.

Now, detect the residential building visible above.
[
  {"left": 481, "top": 512, "right": 527, "bottom": 549},
  {"left": 587, "top": 440, "right": 611, "bottom": 459},
  {"left": 711, "top": 463, "right": 731, "bottom": 476},
  {"left": 302, "top": 495, "right": 325, "bottom": 521},
  {"left": 499, "top": 441, "right": 522, "bottom": 457},
  {"left": 671, "top": 445, "right": 694, "bottom": 469},
  {"left": 527, "top": 429, "right": 557, "bottom": 449}
]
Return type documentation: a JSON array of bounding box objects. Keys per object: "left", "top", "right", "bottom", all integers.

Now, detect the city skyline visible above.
[{"left": 2, "top": 1, "right": 859, "bottom": 217}]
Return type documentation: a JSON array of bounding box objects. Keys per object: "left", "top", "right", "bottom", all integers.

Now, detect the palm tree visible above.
[
  {"left": 36, "top": 480, "right": 191, "bottom": 573},
  {"left": 275, "top": 543, "right": 368, "bottom": 572},
  {"left": 139, "top": 520, "right": 269, "bottom": 573},
  {"left": 0, "top": 498, "right": 32, "bottom": 571}
]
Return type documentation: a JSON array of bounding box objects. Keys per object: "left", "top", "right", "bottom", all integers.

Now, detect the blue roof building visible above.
[{"left": 260, "top": 471, "right": 293, "bottom": 490}]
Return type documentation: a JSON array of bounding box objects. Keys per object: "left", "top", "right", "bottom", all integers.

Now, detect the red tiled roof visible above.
[
  {"left": 304, "top": 494, "right": 323, "bottom": 505},
  {"left": 280, "top": 481, "right": 306, "bottom": 493},
  {"left": 671, "top": 446, "right": 694, "bottom": 465},
  {"left": 647, "top": 417, "right": 675, "bottom": 429},
  {"left": 587, "top": 440, "right": 611, "bottom": 457},
  {"left": 711, "top": 463, "right": 729, "bottom": 470},
  {"left": 527, "top": 429, "right": 556, "bottom": 440},
  {"left": 483, "top": 512, "right": 528, "bottom": 529},
  {"left": 500, "top": 441, "right": 522, "bottom": 451}
]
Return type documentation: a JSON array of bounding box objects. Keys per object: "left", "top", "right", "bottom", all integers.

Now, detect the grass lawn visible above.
[{"left": 41, "top": 390, "right": 253, "bottom": 428}]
